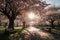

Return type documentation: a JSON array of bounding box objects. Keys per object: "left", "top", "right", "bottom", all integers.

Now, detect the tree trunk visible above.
[
  {"left": 58, "top": 20, "right": 60, "bottom": 27},
  {"left": 50, "top": 20, "right": 55, "bottom": 29},
  {"left": 0, "top": 20, "right": 1, "bottom": 26},
  {"left": 4, "top": 19, "right": 15, "bottom": 33},
  {"left": 23, "top": 21, "right": 26, "bottom": 28},
  {"left": 8, "top": 19, "right": 14, "bottom": 31}
]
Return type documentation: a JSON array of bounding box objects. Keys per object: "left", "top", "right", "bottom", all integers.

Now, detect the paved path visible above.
[{"left": 22, "top": 26, "right": 55, "bottom": 40}]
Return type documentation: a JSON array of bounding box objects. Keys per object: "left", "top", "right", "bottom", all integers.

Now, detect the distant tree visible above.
[
  {"left": 44, "top": 5, "right": 60, "bottom": 28},
  {"left": 16, "top": 0, "right": 49, "bottom": 27},
  {"left": 46, "top": 14, "right": 60, "bottom": 28}
]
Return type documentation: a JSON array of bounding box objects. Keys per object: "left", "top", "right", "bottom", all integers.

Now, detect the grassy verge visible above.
[
  {"left": 0, "top": 26, "right": 27, "bottom": 40},
  {"left": 51, "top": 29, "right": 60, "bottom": 34}
]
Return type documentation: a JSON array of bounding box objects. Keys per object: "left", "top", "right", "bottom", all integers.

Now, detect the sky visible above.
[{"left": 43, "top": 0, "right": 60, "bottom": 6}]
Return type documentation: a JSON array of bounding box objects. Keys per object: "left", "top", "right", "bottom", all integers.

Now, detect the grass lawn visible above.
[
  {"left": 52, "top": 28, "right": 60, "bottom": 34},
  {"left": 0, "top": 26, "right": 27, "bottom": 40}
]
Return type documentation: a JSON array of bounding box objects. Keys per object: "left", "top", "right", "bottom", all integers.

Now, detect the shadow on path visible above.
[{"left": 23, "top": 26, "right": 55, "bottom": 40}]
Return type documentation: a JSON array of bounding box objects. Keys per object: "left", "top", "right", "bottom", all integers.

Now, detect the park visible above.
[{"left": 0, "top": 0, "right": 60, "bottom": 40}]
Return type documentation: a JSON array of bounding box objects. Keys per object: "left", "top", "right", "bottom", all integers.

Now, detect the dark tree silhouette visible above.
[{"left": 0, "top": 0, "right": 21, "bottom": 32}]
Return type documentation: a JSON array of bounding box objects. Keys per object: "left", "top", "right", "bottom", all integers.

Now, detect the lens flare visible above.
[{"left": 28, "top": 12, "right": 35, "bottom": 19}]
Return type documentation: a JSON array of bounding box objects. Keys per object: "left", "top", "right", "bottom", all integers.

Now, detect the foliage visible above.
[{"left": 44, "top": 6, "right": 60, "bottom": 21}]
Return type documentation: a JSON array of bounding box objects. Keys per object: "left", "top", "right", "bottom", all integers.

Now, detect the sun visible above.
[{"left": 28, "top": 12, "right": 35, "bottom": 19}]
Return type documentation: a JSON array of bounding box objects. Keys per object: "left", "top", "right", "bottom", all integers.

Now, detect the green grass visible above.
[
  {"left": 0, "top": 26, "right": 27, "bottom": 40},
  {"left": 14, "top": 27, "right": 22, "bottom": 30},
  {"left": 0, "top": 26, "right": 5, "bottom": 30},
  {"left": 0, "top": 26, "right": 5, "bottom": 34},
  {"left": 52, "top": 29, "right": 60, "bottom": 34}
]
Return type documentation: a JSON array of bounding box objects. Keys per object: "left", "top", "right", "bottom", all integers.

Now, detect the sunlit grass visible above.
[
  {"left": 0, "top": 26, "right": 5, "bottom": 30},
  {"left": 14, "top": 27, "right": 22, "bottom": 30},
  {"left": 0, "top": 26, "right": 26, "bottom": 34},
  {"left": 9, "top": 32, "right": 18, "bottom": 39},
  {"left": 0, "top": 26, "right": 27, "bottom": 40},
  {"left": 52, "top": 29, "right": 60, "bottom": 34},
  {"left": 0, "top": 26, "right": 23, "bottom": 30},
  {"left": 0, "top": 26, "right": 5, "bottom": 34}
]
